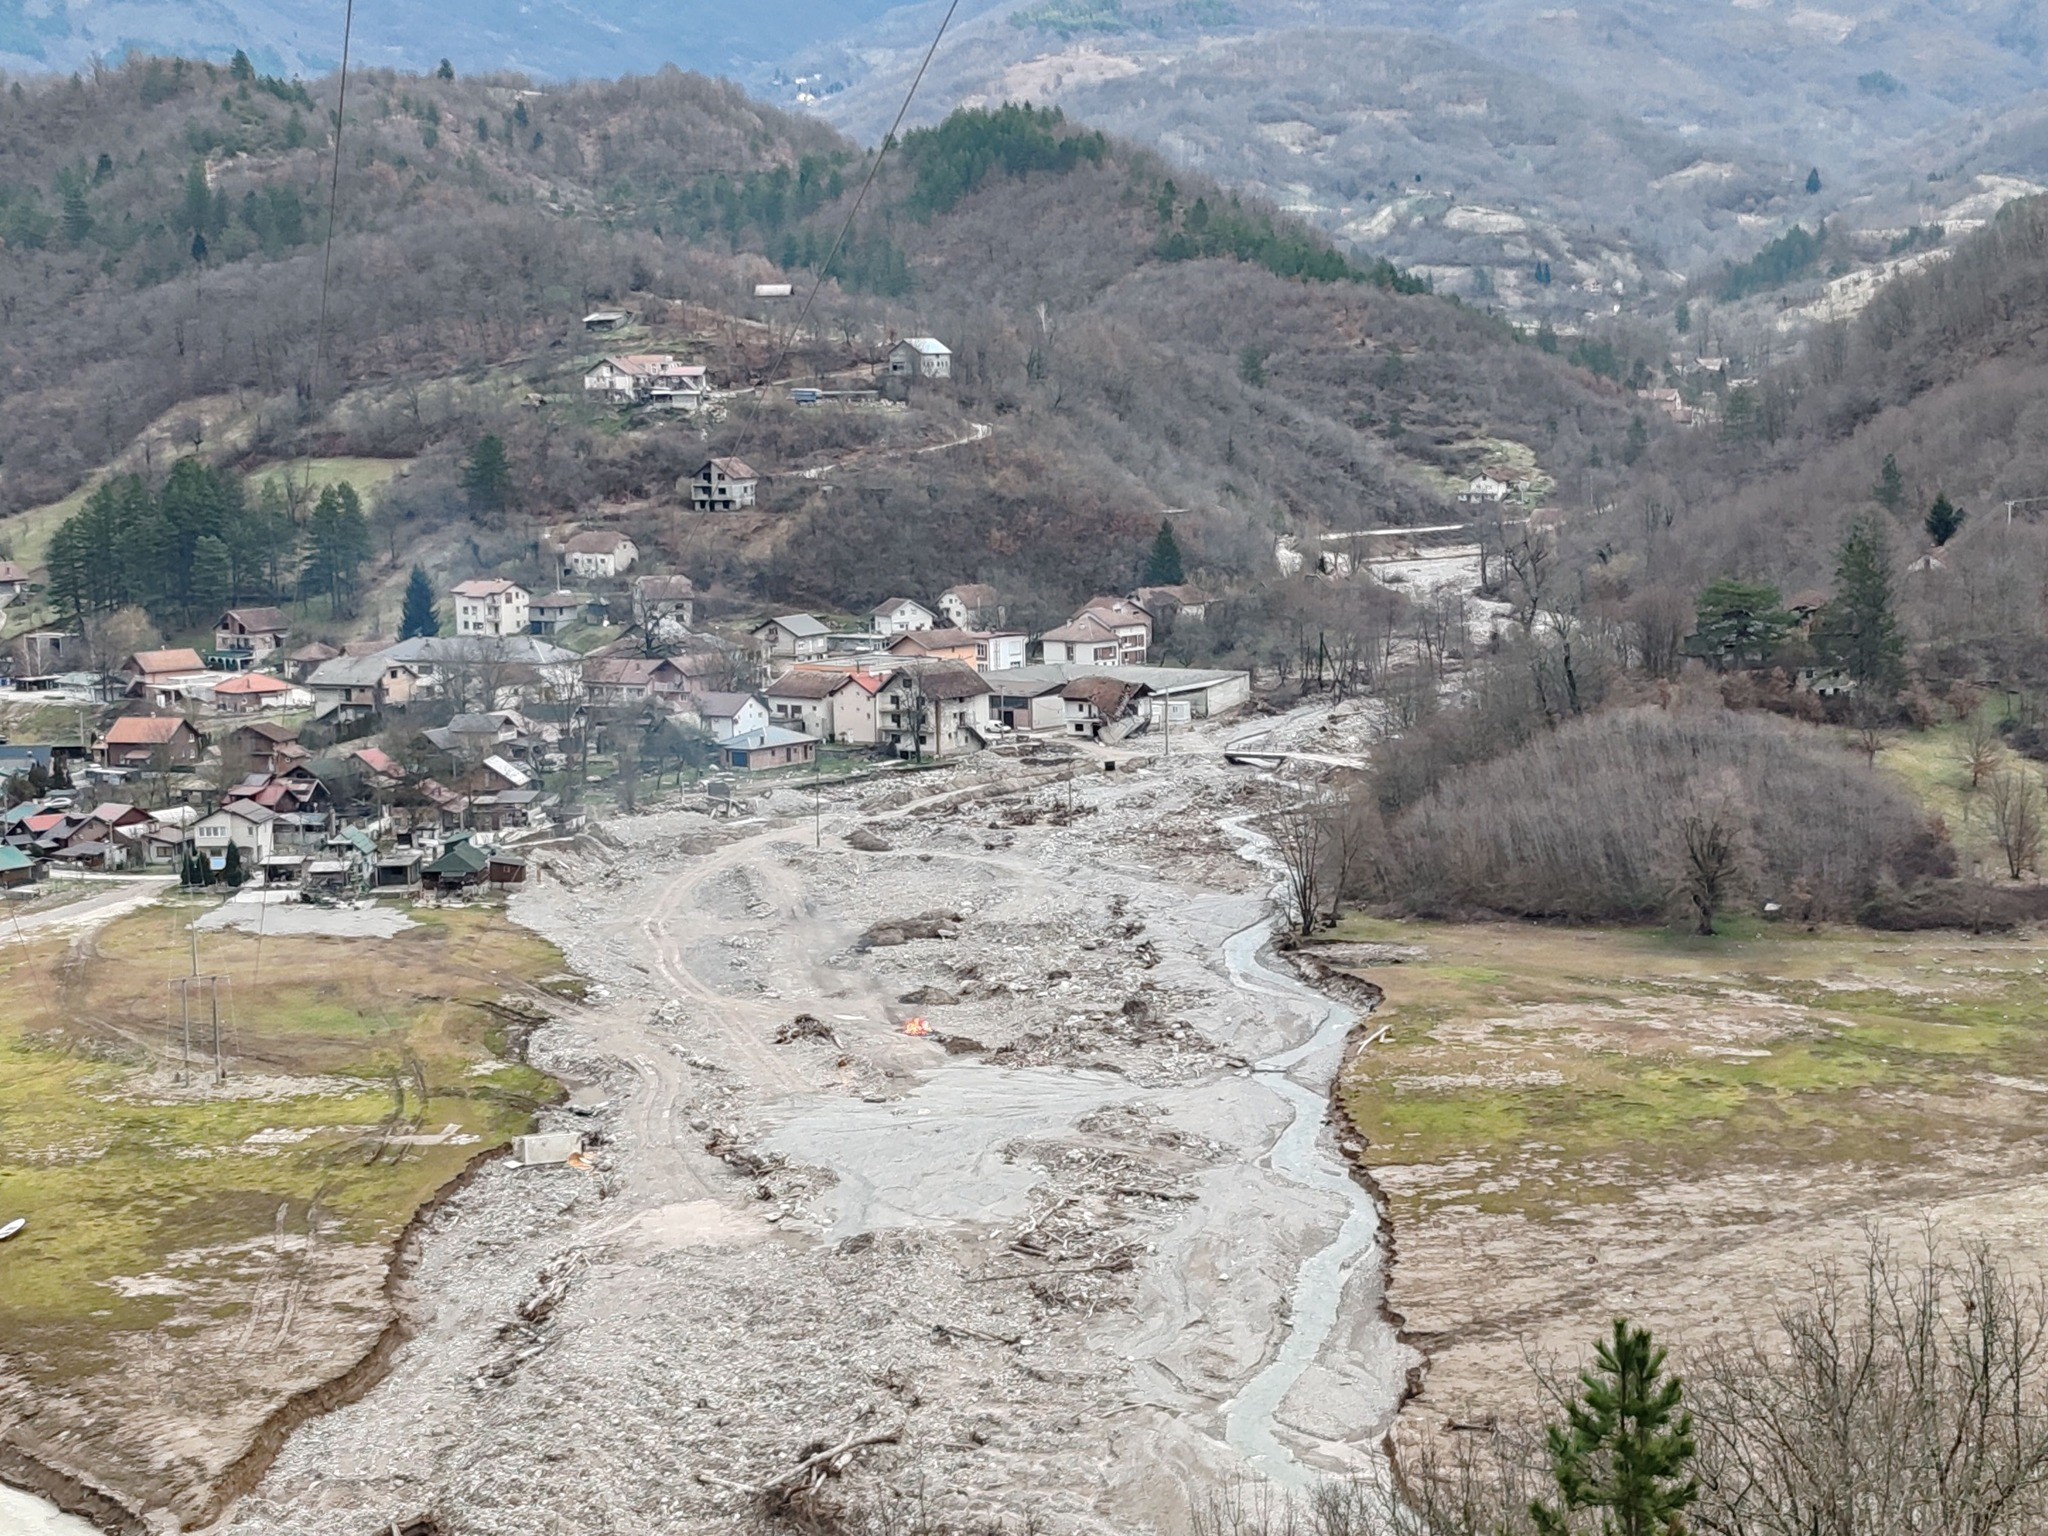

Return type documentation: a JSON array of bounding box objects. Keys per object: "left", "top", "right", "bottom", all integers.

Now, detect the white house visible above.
[
  {"left": 1456, "top": 474, "right": 1513, "bottom": 505},
  {"left": 584, "top": 354, "right": 707, "bottom": 412},
  {"left": 450, "top": 580, "right": 531, "bottom": 637},
  {"left": 696, "top": 691, "right": 772, "bottom": 741},
  {"left": 937, "top": 583, "right": 1000, "bottom": 628},
  {"left": 691, "top": 458, "right": 759, "bottom": 512},
  {"left": 560, "top": 531, "right": 639, "bottom": 580},
  {"left": 191, "top": 801, "right": 279, "bottom": 868},
  {"left": 887, "top": 338, "right": 952, "bottom": 379},
  {"left": 875, "top": 662, "right": 990, "bottom": 759},
  {"left": 871, "top": 597, "right": 936, "bottom": 635},
  {"left": 977, "top": 631, "right": 1029, "bottom": 671},
  {"left": 1041, "top": 599, "right": 1150, "bottom": 666}
]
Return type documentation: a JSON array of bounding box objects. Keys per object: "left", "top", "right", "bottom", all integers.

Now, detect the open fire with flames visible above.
[{"left": 901, "top": 1017, "right": 931, "bottom": 1037}]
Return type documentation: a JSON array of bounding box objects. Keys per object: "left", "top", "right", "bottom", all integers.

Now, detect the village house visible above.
[
  {"left": 1130, "top": 584, "right": 1210, "bottom": 623},
  {"left": 764, "top": 669, "right": 845, "bottom": 741},
  {"left": 872, "top": 597, "right": 936, "bottom": 635},
  {"left": 885, "top": 628, "right": 979, "bottom": 665},
  {"left": 936, "top": 583, "right": 1001, "bottom": 628},
  {"left": 582, "top": 310, "right": 628, "bottom": 332},
  {"left": 306, "top": 654, "right": 424, "bottom": 722},
  {"left": 697, "top": 691, "right": 772, "bottom": 742},
  {"left": 210, "top": 672, "right": 298, "bottom": 714},
  {"left": 765, "top": 668, "right": 884, "bottom": 745},
  {"left": 1456, "top": 474, "right": 1513, "bottom": 506},
  {"left": 887, "top": 337, "right": 952, "bottom": 379},
  {"left": 987, "top": 674, "right": 1069, "bottom": 733},
  {"left": 559, "top": 531, "right": 639, "bottom": 580},
  {"left": 286, "top": 641, "right": 341, "bottom": 681},
  {"left": 690, "top": 457, "right": 759, "bottom": 512},
  {"left": 97, "top": 715, "right": 204, "bottom": 768},
  {"left": 0, "top": 845, "right": 41, "bottom": 887},
  {"left": 528, "top": 590, "right": 592, "bottom": 635},
  {"left": 632, "top": 574, "right": 696, "bottom": 629},
  {"left": 752, "top": 614, "right": 830, "bottom": 663},
  {"left": 1039, "top": 612, "right": 1128, "bottom": 667},
  {"left": 720, "top": 726, "right": 818, "bottom": 772},
  {"left": 226, "top": 721, "right": 303, "bottom": 776},
  {"left": 875, "top": 662, "right": 991, "bottom": 760},
  {"left": 119, "top": 648, "right": 210, "bottom": 701},
  {"left": 583, "top": 656, "right": 691, "bottom": 707},
  {"left": 583, "top": 354, "right": 707, "bottom": 412},
  {"left": 191, "top": 801, "right": 279, "bottom": 868},
  {"left": 213, "top": 607, "right": 291, "bottom": 661},
  {"left": 0, "top": 559, "right": 29, "bottom": 600},
  {"left": 1062, "top": 675, "right": 1151, "bottom": 740},
  {"left": 451, "top": 579, "right": 531, "bottom": 637}
]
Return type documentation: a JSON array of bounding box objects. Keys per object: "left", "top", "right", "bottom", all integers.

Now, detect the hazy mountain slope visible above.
[
  {"left": 783, "top": 0, "right": 2048, "bottom": 297},
  {"left": 0, "top": 62, "right": 1646, "bottom": 632},
  {"left": 0, "top": 0, "right": 903, "bottom": 80}
]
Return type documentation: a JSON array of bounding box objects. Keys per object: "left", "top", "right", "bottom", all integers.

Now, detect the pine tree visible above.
[
  {"left": 229, "top": 49, "right": 255, "bottom": 81},
  {"left": 462, "top": 434, "right": 513, "bottom": 512},
  {"left": 1674, "top": 300, "right": 1690, "bottom": 334},
  {"left": 61, "top": 184, "right": 91, "bottom": 245},
  {"left": 1816, "top": 510, "right": 1906, "bottom": 695},
  {"left": 1806, "top": 166, "right": 1823, "bottom": 194},
  {"left": 436, "top": 58, "right": 455, "bottom": 79},
  {"left": 1692, "top": 577, "right": 1790, "bottom": 669},
  {"left": 400, "top": 565, "right": 440, "bottom": 639},
  {"left": 302, "top": 483, "right": 373, "bottom": 615},
  {"left": 1532, "top": 1319, "right": 1698, "bottom": 1536},
  {"left": 1144, "top": 519, "right": 1184, "bottom": 585},
  {"left": 223, "top": 841, "right": 245, "bottom": 888},
  {"left": 1925, "top": 493, "right": 1966, "bottom": 547},
  {"left": 181, "top": 161, "right": 211, "bottom": 237},
  {"left": 1622, "top": 415, "right": 1649, "bottom": 466},
  {"left": 1873, "top": 452, "right": 1905, "bottom": 513}
]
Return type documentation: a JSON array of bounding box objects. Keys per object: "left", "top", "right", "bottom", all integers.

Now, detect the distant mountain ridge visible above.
[{"left": 0, "top": 0, "right": 902, "bottom": 79}]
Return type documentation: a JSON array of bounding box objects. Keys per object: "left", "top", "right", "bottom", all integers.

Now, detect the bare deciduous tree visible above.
[
  {"left": 1270, "top": 793, "right": 1335, "bottom": 936},
  {"left": 1958, "top": 713, "right": 2003, "bottom": 791},
  {"left": 1987, "top": 767, "right": 2043, "bottom": 879}
]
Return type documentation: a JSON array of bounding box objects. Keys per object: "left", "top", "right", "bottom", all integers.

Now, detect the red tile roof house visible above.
[
  {"left": 97, "top": 715, "right": 205, "bottom": 767},
  {"left": 210, "top": 671, "right": 295, "bottom": 714},
  {"left": 119, "top": 648, "right": 210, "bottom": 703}
]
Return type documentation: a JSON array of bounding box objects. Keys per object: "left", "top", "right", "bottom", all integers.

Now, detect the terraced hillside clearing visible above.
[
  {"left": 1328, "top": 916, "right": 2048, "bottom": 1457},
  {"left": 0, "top": 894, "right": 568, "bottom": 1530}
]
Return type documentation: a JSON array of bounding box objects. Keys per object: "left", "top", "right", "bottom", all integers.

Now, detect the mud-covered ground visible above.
[{"left": 218, "top": 722, "right": 1414, "bottom": 1536}]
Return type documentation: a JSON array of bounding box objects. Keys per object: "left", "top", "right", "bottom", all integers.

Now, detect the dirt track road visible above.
[{"left": 223, "top": 736, "right": 1409, "bottom": 1536}]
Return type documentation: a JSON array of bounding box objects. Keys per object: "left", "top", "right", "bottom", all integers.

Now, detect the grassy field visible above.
[
  {"left": 1331, "top": 913, "right": 2048, "bottom": 1224},
  {"left": 0, "top": 898, "right": 561, "bottom": 1372}
]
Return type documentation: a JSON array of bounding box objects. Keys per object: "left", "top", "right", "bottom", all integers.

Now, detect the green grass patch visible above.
[
  {"left": 1332, "top": 916, "right": 2048, "bottom": 1221},
  {"left": 0, "top": 900, "right": 569, "bottom": 1383}
]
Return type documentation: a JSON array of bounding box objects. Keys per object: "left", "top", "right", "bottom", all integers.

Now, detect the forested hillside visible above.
[{"left": 0, "top": 60, "right": 1643, "bottom": 636}]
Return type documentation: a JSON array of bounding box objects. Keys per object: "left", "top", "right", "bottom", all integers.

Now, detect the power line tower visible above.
[{"left": 169, "top": 974, "right": 232, "bottom": 1084}]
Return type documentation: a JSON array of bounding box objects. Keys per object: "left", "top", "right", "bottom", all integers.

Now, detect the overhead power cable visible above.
[{"left": 311, "top": 0, "right": 357, "bottom": 407}]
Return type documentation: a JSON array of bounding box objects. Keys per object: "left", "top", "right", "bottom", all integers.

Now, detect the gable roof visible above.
[
  {"left": 885, "top": 661, "right": 991, "bottom": 700},
  {"left": 1041, "top": 612, "right": 1122, "bottom": 645},
  {"left": 696, "top": 691, "right": 762, "bottom": 717},
  {"left": 941, "top": 582, "right": 998, "bottom": 607},
  {"left": 232, "top": 720, "right": 300, "bottom": 743},
  {"left": 450, "top": 578, "right": 526, "bottom": 599},
  {"left": 753, "top": 613, "right": 827, "bottom": 638},
  {"left": 872, "top": 597, "right": 933, "bottom": 617},
  {"left": 218, "top": 606, "right": 290, "bottom": 632},
  {"left": 895, "top": 337, "right": 950, "bottom": 355},
  {"left": 562, "top": 530, "right": 635, "bottom": 554},
  {"left": 633, "top": 573, "right": 696, "bottom": 598},
  {"left": 123, "top": 648, "right": 207, "bottom": 677},
  {"left": 103, "top": 715, "right": 195, "bottom": 746},
  {"left": 723, "top": 726, "right": 818, "bottom": 751},
  {"left": 699, "top": 456, "right": 757, "bottom": 481},
  {"left": 214, "top": 672, "right": 292, "bottom": 696},
  {"left": 424, "top": 839, "right": 491, "bottom": 876},
  {"left": 888, "top": 627, "right": 979, "bottom": 653},
  {"left": 764, "top": 669, "right": 849, "bottom": 700}
]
